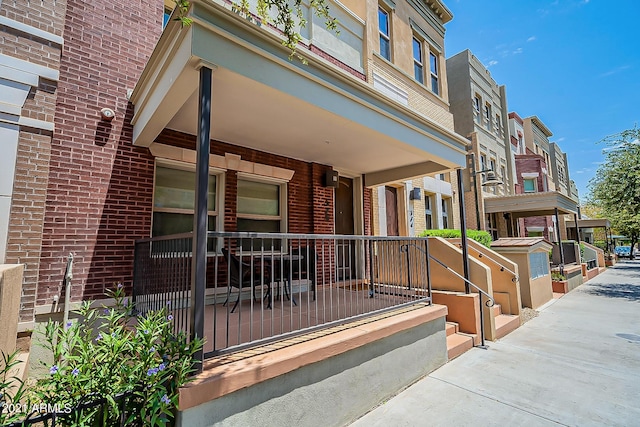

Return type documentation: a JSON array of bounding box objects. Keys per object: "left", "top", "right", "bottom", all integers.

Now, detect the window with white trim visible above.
[
  {"left": 429, "top": 51, "right": 439, "bottom": 95},
  {"left": 378, "top": 7, "right": 391, "bottom": 61},
  {"left": 484, "top": 103, "right": 492, "bottom": 131},
  {"left": 152, "top": 163, "right": 219, "bottom": 250},
  {"left": 441, "top": 198, "right": 450, "bottom": 229},
  {"left": 523, "top": 178, "right": 537, "bottom": 193},
  {"left": 425, "top": 194, "right": 433, "bottom": 229},
  {"left": 237, "top": 178, "right": 287, "bottom": 250},
  {"left": 473, "top": 95, "right": 481, "bottom": 124},
  {"left": 412, "top": 36, "right": 424, "bottom": 84}
]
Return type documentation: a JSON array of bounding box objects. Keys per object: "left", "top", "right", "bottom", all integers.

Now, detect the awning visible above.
[
  {"left": 129, "top": 0, "right": 468, "bottom": 186},
  {"left": 484, "top": 192, "right": 579, "bottom": 219},
  {"left": 566, "top": 218, "right": 611, "bottom": 229}
]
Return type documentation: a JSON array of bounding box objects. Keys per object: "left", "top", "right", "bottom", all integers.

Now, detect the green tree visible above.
[{"left": 588, "top": 126, "right": 640, "bottom": 259}]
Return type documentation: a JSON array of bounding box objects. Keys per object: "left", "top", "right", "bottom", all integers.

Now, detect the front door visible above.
[
  {"left": 335, "top": 176, "right": 355, "bottom": 280},
  {"left": 385, "top": 186, "right": 399, "bottom": 236}
]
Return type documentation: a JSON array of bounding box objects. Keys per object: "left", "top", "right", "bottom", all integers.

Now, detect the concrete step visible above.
[
  {"left": 492, "top": 303, "right": 502, "bottom": 317},
  {"left": 445, "top": 322, "right": 459, "bottom": 337},
  {"left": 446, "top": 333, "right": 473, "bottom": 360},
  {"left": 494, "top": 314, "right": 521, "bottom": 340}
]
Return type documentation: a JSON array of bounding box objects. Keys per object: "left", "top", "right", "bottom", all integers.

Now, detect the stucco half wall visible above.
[{"left": 176, "top": 304, "right": 447, "bottom": 427}]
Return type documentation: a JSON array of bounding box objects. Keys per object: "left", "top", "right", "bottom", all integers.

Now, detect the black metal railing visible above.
[{"left": 133, "top": 232, "right": 433, "bottom": 360}]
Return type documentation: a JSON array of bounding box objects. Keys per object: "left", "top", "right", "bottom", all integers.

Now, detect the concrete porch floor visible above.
[{"left": 350, "top": 259, "right": 640, "bottom": 426}]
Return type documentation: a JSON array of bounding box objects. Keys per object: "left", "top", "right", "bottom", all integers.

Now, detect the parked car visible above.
[{"left": 615, "top": 246, "right": 631, "bottom": 258}]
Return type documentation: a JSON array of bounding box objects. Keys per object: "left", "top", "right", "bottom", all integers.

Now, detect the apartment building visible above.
[
  {"left": 368, "top": 0, "right": 461, "bottom": 237},
  {"left": 446, "top": 49, "right": 513, "bottom": 238},
  {"left": 508, "top": 113, "right": 578, "bottom": 240},
  {"left": 2, "top": 0, "right": 468, "bottom": 331}
]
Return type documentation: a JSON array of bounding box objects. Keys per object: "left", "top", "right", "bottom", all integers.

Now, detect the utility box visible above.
[{"left": 491, "top": 238, "right": 553, "bottom": 309}]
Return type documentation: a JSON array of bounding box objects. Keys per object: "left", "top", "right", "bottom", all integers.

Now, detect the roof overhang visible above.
[
  {"left": 130, "top": 0, "right": 468, "bottom": 186},
  {"left": 491, "top": 237, "right": 553, "bottom": 253},
  {"left": 484, "top": 192, "right": 579, "bottom": 219},
  {"left": 566, "top": 218, "right": 611, "bottom": 229}
]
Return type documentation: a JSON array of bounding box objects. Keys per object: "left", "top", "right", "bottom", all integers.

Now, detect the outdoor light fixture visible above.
[
  {"left": 468, "top": 153, "right": 503, "bottom": 230},
  {"left": 100, "top": 107, "right": 116, "bottom": 122}
]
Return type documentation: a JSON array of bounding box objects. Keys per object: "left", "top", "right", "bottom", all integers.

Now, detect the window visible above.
[
  {"left": 523, "top": 178, "right": 536, "bottom": 193},
  {"left": 237, "top": 179, "right": 283, "bottom": 232},
  {"left": 153, "top": 164, "right": 218, "bottom": 250},
  {"left": 473, "top": 95, "right": 481, "bottom": 124},
  {"left": 429, "top": 51, "right": 439, "bottom": 95},
  {"left": 441, "top": 198, "right": 449, "bottom": 229},
  {"left": 378, "top": 7, "right": 391, "bottom": 61},
  {"left": 529, "top": 252, "right": 549, "bottom": 279},
  {"left": 495, "top": 113, "right": 501, "bottom": 135},
  {"left": 425, "top": 195, "right": 433, "bottom": 229},
  {"left": 484, "top": 103, "right": 492, "bottom": 131},
  {"left": 412, "top": 37, "right": 424, "bottom": 84},
  {"left": 500, "top": 166, "right": 506, "bottom": 194},
  {"left": 489, "top": 159, "right": 497, "bottom": 194},
  {"left": 480, "top": 154, "right": 487, "bottom": 171}
]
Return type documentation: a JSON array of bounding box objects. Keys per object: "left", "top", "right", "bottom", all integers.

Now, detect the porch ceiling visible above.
[
  {"left": 130, "top": 0, "right": 468, "bottom": 186},
  {"left": 484, "top": 192, "right": 579, "bottom": 219}
]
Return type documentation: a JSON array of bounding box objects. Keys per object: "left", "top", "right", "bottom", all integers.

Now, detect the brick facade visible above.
[
  {"left": 34, "top": 0, "right": 163, "bottom": 309},
  {"left": 1, "top": 0, "right": 66, "bottom": 322}
]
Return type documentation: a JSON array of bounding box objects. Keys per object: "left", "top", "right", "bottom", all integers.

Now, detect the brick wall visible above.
[
  {"left": 1, "top": 0, "right": 66, "bottom": 322},
  {"left": 6, "top": 130, "right": 53, "bottom": 321},
  {"left": 35, "top": 0, "right": 162, "bottom": 309}
]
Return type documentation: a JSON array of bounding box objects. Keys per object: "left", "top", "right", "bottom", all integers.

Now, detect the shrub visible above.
[
  {"left": 0, "top": 350, "right": 31, "bottom": 425},
  {"left": 418, "top": 229, "right": 492, "bottom": 248},
  {"left": 551, "top": 271, "right": 566, "bottom": 281},
  {"left": 2, "top": 285, "right": 204, "bottom": 426}
]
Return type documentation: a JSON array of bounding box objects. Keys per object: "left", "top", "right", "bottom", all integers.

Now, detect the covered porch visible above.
[{"left": 128, "top": 0, "right": 469, "bottom": 418}]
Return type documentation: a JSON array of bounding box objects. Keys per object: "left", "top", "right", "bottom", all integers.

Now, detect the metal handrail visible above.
[
  {"left": 455, "top": 242, "right": 519, "bottom": 283},
  {"left": 475, "top": 252, "right": 519, "bottom": 283},
  {"left": 401, "top": 243, "right": 494, "bottom": 347}
]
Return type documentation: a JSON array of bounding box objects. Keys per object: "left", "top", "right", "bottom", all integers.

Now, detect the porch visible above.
[{"left": 134, "top": 232, "right": 439, "bottom": 358}]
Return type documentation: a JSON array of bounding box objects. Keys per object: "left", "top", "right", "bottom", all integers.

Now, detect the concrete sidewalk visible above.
[{"left": 350, "top": 260, "right": 640, "bottom": 427}]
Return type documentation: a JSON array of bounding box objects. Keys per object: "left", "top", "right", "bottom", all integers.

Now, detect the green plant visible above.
[
  {"left": 0, "top": 350, "right": 31, "bottom": 425},
  {"left": 418, "top": 229, "right": 493, "bottom": 248},
  {"left": 551, "top": 272, "right": 566, "bottom": 281},
  {"left": 33, "top": 285, "right": 203, "bottom": 426}
]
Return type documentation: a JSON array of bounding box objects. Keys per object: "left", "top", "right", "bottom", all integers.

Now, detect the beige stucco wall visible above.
[
  {"left": 364, "top": 0, "right": 454, "bottom": 130},
  {"left": 450, "top": 238, "right": 521, "bottom": 316},
  {"left": 427, "top": 237, "right": 496, "bottom": 340},
  {"left": 494, "top": 250, "right": 552, "bottom": 309},
  {"left": 0, "top": 264, "right": 24, "bottom": 355}
]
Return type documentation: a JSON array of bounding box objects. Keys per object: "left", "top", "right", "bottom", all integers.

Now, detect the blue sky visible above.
[{"left": 443, "top": 0, "right": 640, "bottom": 201}]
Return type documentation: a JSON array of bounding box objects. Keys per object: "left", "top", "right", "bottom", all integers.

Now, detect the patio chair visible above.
[
  {"left": 289, "top": 247, "right": 317, "bottom": 300},
  {"left": 221, "top": 248, "right": 271, "bottom": 313}
]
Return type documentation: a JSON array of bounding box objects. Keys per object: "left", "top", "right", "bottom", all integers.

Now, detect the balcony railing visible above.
[{"left": 133, "top": 232, "right": 433, "bottom": 360}]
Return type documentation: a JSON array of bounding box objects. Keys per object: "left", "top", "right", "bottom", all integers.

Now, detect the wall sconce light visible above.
[
  {"left": 323, "top": 169, "right": 339, "bottom": 188},
  {"left": 409, "top": 187, "right": 421, "bottom": 200},
  {"left": 100, "top": 107, "right": 116, "bottom": 122}
]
